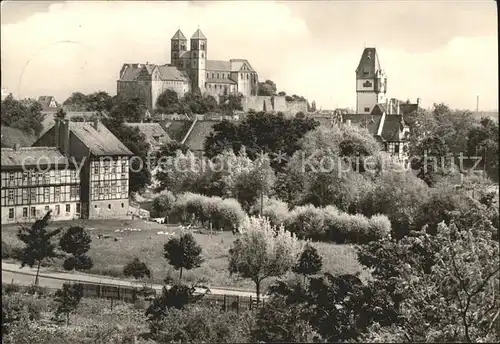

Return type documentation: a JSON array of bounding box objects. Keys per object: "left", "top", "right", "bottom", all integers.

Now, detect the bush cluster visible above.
[
  {"left": 284, "top": 204, "right": 391, "bottom": 244},
  {"left": 173, "top": 193, "right": 246, "bottom": 232}
]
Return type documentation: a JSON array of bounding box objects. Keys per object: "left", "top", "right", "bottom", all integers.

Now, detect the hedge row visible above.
[
  {"left": 283, "top": 204, "right": 391, "bottom": 244},
  {"left": 172, "top": 193, "right": 245, "bottom": 232}
]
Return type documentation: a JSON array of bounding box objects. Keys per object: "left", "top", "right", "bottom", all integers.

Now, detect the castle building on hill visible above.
[{"left": 117, "top": 28, "right": 259, "bottom": 110}]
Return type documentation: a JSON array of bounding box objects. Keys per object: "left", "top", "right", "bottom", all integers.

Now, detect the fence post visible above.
[
  {"left": 236, "top": 295, "right": 240, "bottom": 314},
  {"left": 249, "top": 296, "right": 252, "bottom": 310},
  {"left": 223, "top": 295, "right": 227, "bottom": 312}
]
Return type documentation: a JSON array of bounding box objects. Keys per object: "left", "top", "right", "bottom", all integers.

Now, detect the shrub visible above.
[
  {"left": 150, "top": 305, "right": 252, "bottom": 343},
  {"left": 173, "top": 193, "right": 245, "bottom": 231},
  {"left": 2, "top": 240, "right": 12, "bottom": 259},
  {"left": 2, "top": 292, "right": 46, "bottom": 334},
  {"left": 250, "top": 196, "right": 290, "bottom": 226},
  {"left": 285, "top": 204, "right": 326, "bottom": 240},
  {"left": 367, "top": 214, "right": 392, "bottom": 241},
  {"left": 151, "top": 190, "right": 176, "bottom": 218}
]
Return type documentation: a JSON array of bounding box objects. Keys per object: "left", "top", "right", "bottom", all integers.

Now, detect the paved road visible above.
[{"left": 2, "top": 262, "right": 260, "bottom": 298}]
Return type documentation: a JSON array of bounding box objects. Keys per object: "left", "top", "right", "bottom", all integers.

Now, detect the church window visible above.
[
  {"left": 240, "top": 73, "right": 243, "bottom": 78},
  {"left": 193, "top": 52, "right": 197, "bottom": 58},
  {"left": 201, "top": 52, "right": 204, "bottom": 58},
  {"left": 246, "top": 74, "right": 249, "bottom": 80},
  {"left": 364, "top": 107, "right": 370, "bottom": 112},
  {"left": 207, "top": 73, "right": 209, "bottom": 78},
  {"left": 217, "top": 73, "right": 219, "bottom": 78},
  {"left": 211, "top": 73, "right": 214, "bottom": 78},
  {"left": 201, "top": 43, "right": 205, "bottom": 50}
]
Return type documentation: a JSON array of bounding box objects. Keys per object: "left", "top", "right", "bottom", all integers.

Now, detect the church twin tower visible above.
[{"left": 170, "top": 28, "right": 207, "bottom": 94}]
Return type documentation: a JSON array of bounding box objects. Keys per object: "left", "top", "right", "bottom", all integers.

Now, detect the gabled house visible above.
[
  {"left": 38, "top": 96, "right": 59, "bottom": 114},
  {"left": 33, "top": 119, "right": 133, "bottom": 220},
  {"left": 124, "top": 122, "right": 171, "bottom": 152}
]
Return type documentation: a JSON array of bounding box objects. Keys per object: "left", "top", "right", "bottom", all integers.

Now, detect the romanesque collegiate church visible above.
[{"left": 117, "top": 28, "right": 259, "bottom": 110}]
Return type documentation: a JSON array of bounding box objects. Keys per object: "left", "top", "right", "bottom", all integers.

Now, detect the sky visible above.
[{"left": 1, "top": 0, "right": 498, "bottom": 111}]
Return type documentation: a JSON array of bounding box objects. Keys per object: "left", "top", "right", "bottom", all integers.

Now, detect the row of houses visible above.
[{"left": 1, "top": 119, "right": 133, "bottom": 224}]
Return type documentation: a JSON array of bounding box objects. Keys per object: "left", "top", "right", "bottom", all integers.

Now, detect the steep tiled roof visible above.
[
  {"left": 206, "top": 60, "right": 231, "bottom": 71},
  {"left": 41, "top": 111, "right": 105, "bottom": 135},
  {"left": 1, "top": 147, "right": 67, "bottom": 167},
  {"left": 160, "top": 120, "right": 192, "bottom": 142},
  {"left": 191, "top": 29, "right": 207, "bottom": 39},
  {"left": 124, "top": 123, "right": 171, "bottom": 144},
  {"left": 69, "top": 122, "right": 133, "bottom": 156},
  {"left": 371, "top": 104, "right": 387, "bottom": 116},
  {"left": 1, "top": 126, "right": 37, "bottom": 148},
  {"left": 380, "top": 115, "right": 405, "bottom": 141},
  {"left": 119, "top": 64, "right": 143, "bottom": 81},
  {"left": 355, "top": 48, "right": 381, "bottom": 78},
  {"left": 342, "top": 114, "right": 383, "bottom": 136},
  {"left": 230, "top": 59, "right": 255, "bottom": 72},
  {"left": 171, "top": 29, "right": 187, "bottom": 40},
  {"left": 183, "top": 120, "right": 218, "bottom": 151},
  {"left": 206, "top": 78, "right": 237, "bottom": 85},
  {"left": 157, "top": 65, "right": 189, "bottom": 82}
]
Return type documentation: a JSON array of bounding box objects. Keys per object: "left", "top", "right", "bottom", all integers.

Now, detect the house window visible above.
[
  {"left": 217, "top": 73, "right": 219, "bottom": 78},
  {"left": 8, "top": 208, "right": 14, "bottom": 219},
  {"left": 55, "top": 205, "right": 60, "bottom": 216},
  {"left": 66, "top": 204, "right": 70, "bottom": 213},
  {"left": 45, "top": 205, "right": 50, "bottom": 212},
  {"left": 30, "top": 207, "right": 36, "bottom": 217},
  {"left": 43, "top": 173, "right": 50, "bottom": 184},
  {"left": 8, "top": 189, "right": 14, "bottom": 201},
  {"left": 94, "top": 165, "right": 98, "bottom": 174},
  {"left": 76, "top": 203, "right": 81, "bottom": 215},
  {"left": 54, "top": 186, "right": 60, "bottom": 201},
  {"left": 121, "top": 203, "right": 124, "bottom": 208},
  {"left": 23, "top": 172, "right": 28, "bottom": 183},
  {"left": 9, "top": 172, "right": 15, "bottom": 183},
  {"left": 108, "top": 204, "right": 111, "bottom": 209},
  {"left": 211, "top": 73, "right": 214, "bottom": 78},
  {"left": 44, "top": 187, "right": 50, "bottom": 202},
  {"left": 22, "top": 207, "right": 28, "bottom": 217},
  {"left": 22, "top": 189, "right": 28, "bottom": 202},
  {"left": 30, "top": 189, "right": 36, "bottom": 202},
  {"left": 394, "top": 144, "right": 400, "bottom": 154},
  {"left": 363, "top": 80, "right": 372, "bottom": 87},
  {"left": 364, "top": 107, "right": 370, "bottom": 112}
]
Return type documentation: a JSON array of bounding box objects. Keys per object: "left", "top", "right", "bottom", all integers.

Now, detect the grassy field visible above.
[{"left": 2, "top": 219, "right": 368, "bottom": 291}]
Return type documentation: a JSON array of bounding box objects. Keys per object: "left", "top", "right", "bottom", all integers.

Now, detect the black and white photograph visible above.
[{"left": 1, "top": 0, "right": 499, "bottom": 342}]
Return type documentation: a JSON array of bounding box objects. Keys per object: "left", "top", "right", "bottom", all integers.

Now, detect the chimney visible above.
[
  {"left": 396, "top": 100, "right": 400, "bottom": 115},
  {"left": 417, "top": 98, "right": 421, "bottom": 107},
  {"left": 58, "top": 119, "right": 70, "bottom": 156},
  {"left": 93, "top": 118, "right": 100, "bottom": 131},
  {"left": 386, "top": 98, "right": 390, "bottom": 115},
  {"left": 14, "top": 144, "right": 20, "bottom": 151}
]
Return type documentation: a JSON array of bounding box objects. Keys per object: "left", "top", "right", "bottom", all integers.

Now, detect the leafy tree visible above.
[
  {"left": 59, "top": 226, "right": 91, "bottom": 256},
  {"left": 109, "top": 95, "right": 147, "bottom": 122},
  {"left": 257, "top": 79, "right": 277, "bottom": 96},
  {"left": 156, "top": 89, "right": 180, "bottom": 114},
  {"left": 252, "top": 296, "right": 320, "bottom": 343},
  {"left": 204, "top": 112, "right": 319, "bottom": 171},
  {"left": 123, "top": 257, "right": 152, "bottom": 280},
  {"left": 17, "top": 211, "right": 61, "bottom": 286},
  {"left": 357, "top": 206, "right": 499, "bottom": 342},
  {"left": 164, "top": 233, "right": 203, "bottom": 281},
  {"left": 466, "top": 117, "right": 499, "bottom": 182},
  {"left": 228, "top": 216, "right": 303, "bottom": 301},
  {"left": 292, "top": 244, "right": 323, "bottom": 285},
  {"left": 151, "top": 190, "right": 176, "bottom": 218},
  {"left": 359, "top": 170, "right": 429, "bottom": 239},
  {"left": 53, "top": 283, "right": 84, "bottom": 325},
  {"left": 146, "top": 284, "right": 205, "bottom": 326},
  {"left": 1, "top": 94, "right": 45, "bottom": 136},
  {"left": 262, "top": 273, "right": 397, "bottom": 342},
  {"left": 156, "top": 140, "right": 189, "bottom": 160},
  {"left": 62, "top": 255, "right": 93, "bottom": 271},
  {"left": 55, "top": 108, "right": 66, "bottom": 119},
  {"left": 219, "top": 92, "right": 244, "bottom": 114}
]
